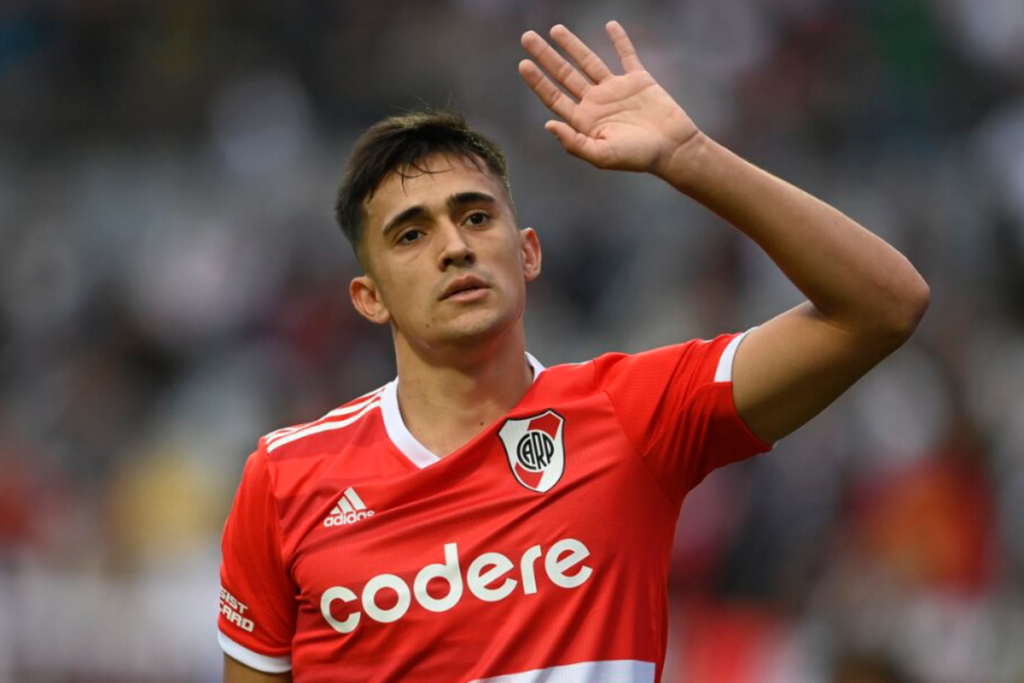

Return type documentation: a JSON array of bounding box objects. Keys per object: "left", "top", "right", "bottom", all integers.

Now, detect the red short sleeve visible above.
[
  {"left": 595, "top": 331, "right": 772, "bottom": 505},
  {"left": 218, "top": 442, "right": 297, "bottom": 673}
]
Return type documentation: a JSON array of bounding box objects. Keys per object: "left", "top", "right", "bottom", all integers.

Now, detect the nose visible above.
[{"left": 436, "top": 221, "right": 476, "bottom": 270}]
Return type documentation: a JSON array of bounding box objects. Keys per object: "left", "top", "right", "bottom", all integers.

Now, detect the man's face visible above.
[{"left": 350, "top": 153, "right": 541, "bottom": 356}]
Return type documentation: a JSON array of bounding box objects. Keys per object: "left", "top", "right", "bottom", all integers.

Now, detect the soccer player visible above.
[{"left": 218, "top": 21, "right": 929, "bottom": 683}]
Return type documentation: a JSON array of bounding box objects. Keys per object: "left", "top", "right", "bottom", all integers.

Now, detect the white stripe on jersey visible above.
[
  {"left": 266, "top": 399, "right": 381, "bottom": 454},
  {"left": 470, "top": 659, "right": 655, "bottom": 683},
  {"left": 322, "top": 388, "right": 385, "bottom": 419},
  {"left": 714, "top": 328, "right": 754, "bottom": 383},
  {"left": 218, "top": 631, "right": 291, "bottom": 674},
  {"left": 265, "top": 387, "right": 385, "bottom": 445}
]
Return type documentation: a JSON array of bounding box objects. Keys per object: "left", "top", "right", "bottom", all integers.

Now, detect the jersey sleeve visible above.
[
  {"left": 595, "top": 330, "right": 773, "bottom": 505},
  {"left": 218, "top": 441, "right": 297, "bottom": 673}
]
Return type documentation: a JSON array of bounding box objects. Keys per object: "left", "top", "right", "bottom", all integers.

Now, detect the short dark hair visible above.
[{"left": 334, "top": 108, "right": 514, "bottom": 266}]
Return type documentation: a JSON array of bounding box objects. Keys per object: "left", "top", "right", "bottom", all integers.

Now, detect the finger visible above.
[
  {"left": 544, "top": 120, "right": 587, "bottom": 158},
  {"left": 550, "top": 24, "right": 613, "bottom": 83},
  {"left": 520, "top": 30, "right": 591, "bottom": 100},
  {"left": 544, "top": 120, "right": 609, "bottom": 167},
  {"left": 606, "top": 20, "right": 644, "bottom": 73},
  {"left": 518, "top": 60, "right": 577, "bottom": 122}
]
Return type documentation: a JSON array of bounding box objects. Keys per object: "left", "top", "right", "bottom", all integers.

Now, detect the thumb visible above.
[{"left": 544, "top": 120, "right": 590, "bottom": 160}]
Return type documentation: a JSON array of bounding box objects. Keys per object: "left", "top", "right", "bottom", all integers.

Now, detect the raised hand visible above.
[{"left": 518, "top": 21, "right": 701, "bottom": 177}]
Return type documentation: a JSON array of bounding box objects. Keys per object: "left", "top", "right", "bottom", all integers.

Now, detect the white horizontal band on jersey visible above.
[
  {"left": 218, "top": 631, "right": 291, "bottom": 674},
  {"left": 714, "top": 328, "right": 755, "bottom": 383},
  {"left": 470, "top": 659, "right": 655, "bottom": 683}
]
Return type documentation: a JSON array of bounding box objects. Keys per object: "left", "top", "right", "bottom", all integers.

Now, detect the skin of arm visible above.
[
  {"left": 518, "top": 21, "right": 930, "bottom": 444},
  {"left": 224, "top": 655, "right": 293, "bottom": 683}
]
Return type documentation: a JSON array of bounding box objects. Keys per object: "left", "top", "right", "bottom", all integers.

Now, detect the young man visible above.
[{"left": 218, "top": 21, "right": 929, "bottom": 683}]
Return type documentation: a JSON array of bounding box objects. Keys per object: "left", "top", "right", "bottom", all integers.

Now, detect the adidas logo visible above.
[{"left": 324, "top": 487, "right": 375, "bottom": 527}]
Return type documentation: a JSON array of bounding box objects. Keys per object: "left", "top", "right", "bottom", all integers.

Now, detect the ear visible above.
[
  {"left": 520, "top": 227, "right": 542, "bottom": 282},
  {"left": 350, "top": 275, "right": 391, "bottom": 325}
]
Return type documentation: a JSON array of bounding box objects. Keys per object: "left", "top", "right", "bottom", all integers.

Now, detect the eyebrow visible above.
[{"left": 381, "top": 192, "right": 498, "bottom": 239}]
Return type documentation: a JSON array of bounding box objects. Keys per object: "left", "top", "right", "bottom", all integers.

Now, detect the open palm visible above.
[{"left": 519, "top": 21, "right": 700, "bottom": 176}]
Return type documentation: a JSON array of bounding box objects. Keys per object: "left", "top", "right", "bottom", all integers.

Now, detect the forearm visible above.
[{"left": 660, "top": 134, "right": 929, "bottom": 337}]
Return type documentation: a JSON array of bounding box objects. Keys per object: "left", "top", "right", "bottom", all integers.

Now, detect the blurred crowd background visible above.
[{"left": 1, "top": 0, "right": 1023, "bottom": 681}]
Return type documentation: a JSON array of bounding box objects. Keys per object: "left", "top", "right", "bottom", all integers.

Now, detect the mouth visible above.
[
  {"left": 444, "top": 286, "right": 489, "bottom": 303},
  {"left": 441, "top": 276, "right": 490, "bottom": 301}
]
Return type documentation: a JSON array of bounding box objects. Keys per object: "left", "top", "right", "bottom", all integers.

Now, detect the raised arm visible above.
[{"left": 519, "top": 21, "right": 929, "bottom": 444}]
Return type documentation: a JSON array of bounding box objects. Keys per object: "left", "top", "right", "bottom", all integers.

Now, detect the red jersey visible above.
[{"left": 218, "top": 332, "right": 771, "bottom": 682}]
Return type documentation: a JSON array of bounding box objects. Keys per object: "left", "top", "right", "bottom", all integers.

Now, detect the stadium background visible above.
[{"left": 1, "top": 0, "right": 1023, "bottom": 681}]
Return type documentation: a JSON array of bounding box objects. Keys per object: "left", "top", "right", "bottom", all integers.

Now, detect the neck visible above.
[{"left": 392, "top": 328, "right": 534, "bottom": 459}]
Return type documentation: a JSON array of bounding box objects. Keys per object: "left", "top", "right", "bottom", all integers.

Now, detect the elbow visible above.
[
  {"left": 903, "top": 272, "right": 931, "bottom": 333},
  {"left": 886, "top": 273, "right": 931, "bottom": 341},
  {"left": 834, "top": 268, "right": 930, "bottom": 347}
]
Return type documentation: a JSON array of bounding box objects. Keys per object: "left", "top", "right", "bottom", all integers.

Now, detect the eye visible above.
[
  {"left": 465, "top": 212, "right": 490, "bottom": 227},
  {"left": 397, "top": 228, "right": 422, "bottom": 244}
]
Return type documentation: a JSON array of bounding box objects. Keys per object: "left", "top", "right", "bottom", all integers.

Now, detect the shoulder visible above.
[
  {"left": 532, "top": 334, "right": 746, "bottom": 408},
  {"left": 528, "top": 357, "right": 597, "bottom": 397},
  {"left": 260, "top": 384, "right": 388, "bottom": 460},
  {"left": 586, "top": 333, "right": 748, "bottom": 387},
  {"left": 529, "top": 345, "right": 690, "bottom": 401}
]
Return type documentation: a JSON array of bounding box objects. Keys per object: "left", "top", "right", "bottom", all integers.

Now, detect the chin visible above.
[{"left": 435, "top": 310, "right": 513, "bottom": 348}]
